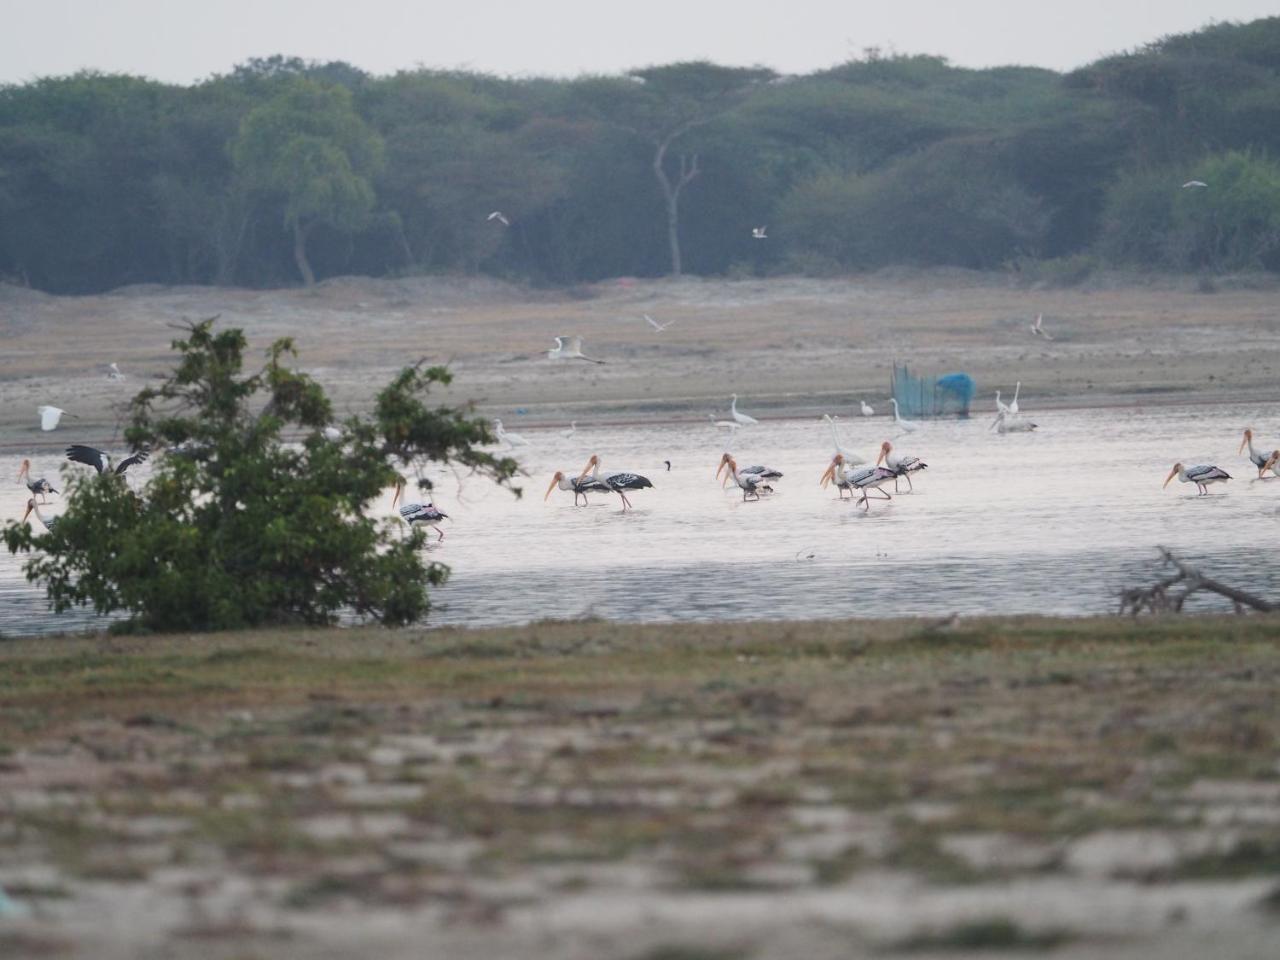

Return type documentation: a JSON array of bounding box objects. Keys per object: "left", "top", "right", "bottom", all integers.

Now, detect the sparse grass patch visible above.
[{"left": 892, "top": 917, "right": 1072, "bottom": 952}]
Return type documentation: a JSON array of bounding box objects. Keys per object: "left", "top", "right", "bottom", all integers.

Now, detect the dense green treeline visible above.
[{"left": 4, "top": 18, "right": 1280, "bottom": 293}]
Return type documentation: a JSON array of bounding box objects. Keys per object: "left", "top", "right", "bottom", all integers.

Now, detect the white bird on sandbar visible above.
[
  {"left": 1163, "top": 462, "right": 1231, "bottom": 496},
  {"left": 1238, "top": 428, "right": 1279, "bottom": 479},
  {"left": 22, "top": 497, "right": 59, "bottom": 532},
  {"left": 1008, "top": 381, "right": 1022, "bottom": 416},
  {"left": 822, "top": 414, "right": 865, "bottom": 464},
  {"left": 38, "top": 406, "right": 75, "bottom": 431},
  {"left": 492, "top": 419, "right": 529, "bottom": 448},
  {"left": 876, "top": 440, "right": 928, "bottom": 493},
  {"left": 578, "top": 454, "right": 653, "bottom": 512},
  {"left": 16, "top": 460, "right": 57, "bottom": 503},
  {"left": 990, "top": 411, "right": 1037, "bottom": 433},
  {"left": 995, "top": 390, "right": 1011, "bottom": 415},
  {"left": 888, "top": 398, "right": 917, "bottom": 434},
  {"left": 729, "top": 394, "right": 759, "bottom": 426},
  {"left": 820, "top": 454, "right": 897, "bottom": 511},
  {"left": 716, "top": 452, "right": 781, "bottom": 491},
  {"left": 106, "top": 362, "right": 125, "bottom": 381},
  {"left": 1030, "top": 314, "right": 1054, "bottom": 341},
  {"left": 548, "top": 336, "right": 606, "bottom": 364},
  {"left": 860, "top": 400, "right": 875, "bottom": 417},
  {"left": 644, "top": 314, "right": 676, "bottom": 332}
]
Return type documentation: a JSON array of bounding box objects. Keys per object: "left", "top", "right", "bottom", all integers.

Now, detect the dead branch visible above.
[{"left": 1119, "top": 546, "right": 1274, "bottom": 616}]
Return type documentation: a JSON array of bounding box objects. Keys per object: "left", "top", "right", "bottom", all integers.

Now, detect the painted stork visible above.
[
  {"left": 876, "top": 441, "right": 928, "bottom": 493},
  {"left": 1239, "top": 429, "right": 1279, "bottom": 479},
  {"left": 820, "top": 454, "right": 897, "bottom": 511},
  {"left": 716, "top": 453, "right": 781, "bottom": 492},
  {"left": 578, "top": 455, "right": 653, "bottom": 511},
  {"left": 888, "top": 398, "right": 917, "bottom": 433},
  {"left": 721, "top": 457, "right": 770, "bottom": 501},
  {"left": 66, "top": 445, "right": 148, "bottom": 476},
  {"left": 1164, "top": 462, "right": 1231, "bottom": 496},
  {"left": 22, "top": 498, "right": 58, "bottom": 532},
  {"left": 822, "top": 414, "right": 865, "bottom": 464},
  {"left": 399, "top": 502, "right": 448, "bottom": 540},
  {"left": 729, "top": 394, "right": 759, "bottom": 426},
  {"left": 16, "top": 460, "right": 57, "bottom": 503},
  {"left": 545, "top": 469, "right": 610, "bottom": 506}
]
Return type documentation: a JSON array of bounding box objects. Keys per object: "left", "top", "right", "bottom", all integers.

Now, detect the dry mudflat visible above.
[
  {"left": 0, "top": 616, "right": 1277, "bottom": 959},
  {"left": 2, "top": 270, "right": 1279, "bottom": 451}
]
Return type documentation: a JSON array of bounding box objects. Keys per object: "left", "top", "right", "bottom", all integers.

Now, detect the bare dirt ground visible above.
[
  {"left": 0, "top": 616, "right": 1278, "bottom": 959},
  {"left": 3, "top": 270, "right": 1279, "bottom": 450}
]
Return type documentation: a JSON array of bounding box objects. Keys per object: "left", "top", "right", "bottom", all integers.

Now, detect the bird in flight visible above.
[
  {"left": 487, "top": 211, "right": 510, "bottom": 226},
  {"left": 38, "top": 406, "right": 74, "bottom": 432},
  {"left": 548, "top": 336, "right": 606, "bottom": 364},
  {"left": 1030, "top": 313, "right": 1054, "bottom": 340},
  {"left": 751, "top": 226, "right": 767, "bottom": 239},
  {"left": 644, "top": 314, "right": 676, "bottom": 332},
  {"left": 66, "top": 444, "right": 149, "bottom": 476},
  {"left": 1182, "top": 180, "right": 1208, "bottom": 189}
]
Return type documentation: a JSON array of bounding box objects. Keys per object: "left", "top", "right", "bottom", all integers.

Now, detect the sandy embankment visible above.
[{"left": 2, "top": 270, "right": 1277, "bottom": 450}]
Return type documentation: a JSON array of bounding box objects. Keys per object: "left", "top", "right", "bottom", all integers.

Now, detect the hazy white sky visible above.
[{"left": 2, "top": 1, "right": 1277, "bottom": 84}]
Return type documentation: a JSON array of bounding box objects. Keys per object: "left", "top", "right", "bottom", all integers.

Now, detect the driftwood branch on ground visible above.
[{"left": 1118, "top": 546, "right": 1275, "bottom": 616}]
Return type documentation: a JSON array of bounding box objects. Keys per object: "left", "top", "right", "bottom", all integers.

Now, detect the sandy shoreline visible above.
[{"left": 2, "top": 270, "right": 1278, "bottom": 446}]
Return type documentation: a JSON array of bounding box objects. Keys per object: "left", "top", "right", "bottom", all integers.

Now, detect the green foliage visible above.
[
  {"left": 4, "top": 18, "right": 1280, "bottom": 288},
  {"left": 3, "top": 321, "right": 518, "bottom": 631}
]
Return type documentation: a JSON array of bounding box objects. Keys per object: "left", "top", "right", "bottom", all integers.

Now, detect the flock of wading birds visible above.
[{"left": 14, "top": 352, "right": 1280, "bottom": 541}]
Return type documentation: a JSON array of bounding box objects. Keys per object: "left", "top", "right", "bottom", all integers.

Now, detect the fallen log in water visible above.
[{"left": 1119, "top": 546, "right": 1275, "bottom": 616}]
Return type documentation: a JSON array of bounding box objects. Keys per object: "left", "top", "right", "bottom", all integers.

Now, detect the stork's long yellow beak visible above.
[
  {"left": 819, "top": 463, "right": 834, "bottom": 488},
  {"left": 1162, "top": 469, "right": 1177, "bottom": 489},
  {"left": 22, "top": 503, "right": 32, "bottom": 524},
  {"left": 577, "top": 455, "right": 597, "bottom": 482},
  {"left": 391, "top": 480, "right": 404, "bottom": 508},
  {"left": 1239, "top": 435, "right": 1248, "bottom": 454},
  {"left": 715, "top": 453, "right": 730, "bottom": 480},
  {"left": 544, "top": 475, "right": 559, "bottom": 501}
]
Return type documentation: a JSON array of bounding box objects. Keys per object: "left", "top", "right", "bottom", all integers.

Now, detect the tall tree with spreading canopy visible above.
[
  {"left": 576, "top": 62, "right": 774, "bottom": 275},
  {"left": 3, "top": 320, "right": 518, "bottom": 631},
  {"left": 231, "top": 77, "right": 383, "bottom": 284}
]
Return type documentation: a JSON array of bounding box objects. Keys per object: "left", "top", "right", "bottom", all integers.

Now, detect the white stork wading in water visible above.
[
  {"left": 876, "top": 441, "right": 928, "bottom": 493},
  {"left": 888, "top": 398, "right": 917, "bottom": 434},
  {"left": 578, "top": 455, "right": 653, "bottom": 511},
  {"left": 1164, "top": 462, "right": 1231, "bottom": 496},
  {"left": 1239, "top": 429, "right": 1280, "bottom": 479},
  {"left": 16, "top": 460, "right": 57, "bottom": 503},
  {"left": 720, "top": 457, "right": 771, "bottom": 501},
  {"left": 716, "top": 452, "right": 781, "bottom": 491},
  {"left": 399, "top": 502, "right": 448, "bottom": 540},
  {"left": 545, "top": 469, "right": 610, "bottom": 506},
  {"left": 22, "top": 498, "right": 58, "bottom": 532},
  {"left": 820, "top": 454, "right": 897, "bottom": 511},
  {"left": 66, "top": 444, "right": 148, "bottom": 476},
  {"left": 822, "top": 414, "right": 865, "bottom": 464}
]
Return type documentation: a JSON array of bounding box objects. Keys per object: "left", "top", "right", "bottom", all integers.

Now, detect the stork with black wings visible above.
[
  {"left": 399, "top": 502, "right": 449, "bottom": 541},
  {"left": 66, "top": 445, "right": 149, "bottom": 476}
]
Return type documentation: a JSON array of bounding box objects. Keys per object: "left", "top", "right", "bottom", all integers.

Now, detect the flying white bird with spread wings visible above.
[
  {"left": 751, "top": 226, "right": 767, "bottom": 239},
  {"left": 644, "top": 314, "right": 676, "bottom": 332},
  {"left": 1030, "top": 313, "right": 1054, "bottom": 340},
  {"left": 487, "top": 211, "right": 510, "bottom": 226},
  {"left": 548, "top": 336, "right": 606, "bottom": 364},
  {"left": 1182, "top": 180, "right": 1208, "bottom": 189},
  {"left": 38, "top": 406, "right": 74, "bottom": 431}
]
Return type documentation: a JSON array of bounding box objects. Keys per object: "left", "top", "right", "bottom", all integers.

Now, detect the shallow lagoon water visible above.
[{"left": 3, "top": 402, "right": 1278, "bottom": 635}]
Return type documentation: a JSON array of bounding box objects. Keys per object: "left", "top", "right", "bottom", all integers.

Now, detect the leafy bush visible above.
[{"left": 4, "top": 320, "right": 517, "bottom": 631}]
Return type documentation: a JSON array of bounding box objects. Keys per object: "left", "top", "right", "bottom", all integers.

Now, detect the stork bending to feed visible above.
[
  {"left": 399, "top": 502, "right": 448, "bottom": 540},
  {"left": 820, "top": 454, "right": 897, "bottom": 511},
  {"left": 716, "top": 453, "right": 781, "bottom": 493},
  {"left": 16, "top": 460, "right": 57, "bottom": 503},
  {"left": 876, "top": 441, "right": 928, "bottom": 493},
  {"left": 545, "top": 468, "right": 610, "bottom": 506},
  {"left": 720, "top": 457, "right": 771, "bottom": 501},
  {"left": 1163, "top": 462, "right": 1231, "bottom": 496},
  {"left": 66, "top": 444, "right": 148, "bottom": 476},
  {"left": 1239, "top": 428, "right": 1280, "bottom": 479},
  {"left": 578, "top": 455, "right": 653, "bottom": 511}
]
